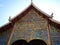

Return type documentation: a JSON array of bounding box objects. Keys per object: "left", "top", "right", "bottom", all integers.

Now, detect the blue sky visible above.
[{"left": 0, "top": 0, "right": 60, "bottom": 27}]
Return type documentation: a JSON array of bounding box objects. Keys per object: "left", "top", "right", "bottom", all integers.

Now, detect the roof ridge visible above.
[
  {"left": 50, "top": 18, "right": 60, "bottom": 24},
  {"left": 31, "top": 3, "right": 51, "bottom": 17}
]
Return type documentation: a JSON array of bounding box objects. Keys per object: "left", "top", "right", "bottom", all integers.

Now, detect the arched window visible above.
[
  {"left": 11, "top": 39, "right": 28, "bottom": 45},
  {"left": 11, "top": 39, "right": 47, "bottom": 45},
  {"left": 29, "top": 39, "right": 47, "bottom": 45}
]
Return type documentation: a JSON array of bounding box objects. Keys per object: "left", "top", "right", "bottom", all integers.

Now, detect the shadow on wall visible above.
[{"left": 11, "top": 39, "right": 47, "bottom": 45}]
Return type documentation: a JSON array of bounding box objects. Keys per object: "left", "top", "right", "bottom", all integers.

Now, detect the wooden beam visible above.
[
  {"left": 47, "top": 21, "right": 52, "bottom": 45},
  {"left": 7, "top": 23, "right": 14, "bottom": 45}
]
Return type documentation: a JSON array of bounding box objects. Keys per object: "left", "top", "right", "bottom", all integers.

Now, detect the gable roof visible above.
[
  {"left": 0, "top": 3, "right": 60, "bottom": 32},
  {"left": 11, "top": 3, "right": 51, "bottom": 23}
]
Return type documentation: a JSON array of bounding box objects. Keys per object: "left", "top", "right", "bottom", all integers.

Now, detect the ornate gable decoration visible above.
[{"left": 11, "top": 3, "right": 51, "bottom": 23}]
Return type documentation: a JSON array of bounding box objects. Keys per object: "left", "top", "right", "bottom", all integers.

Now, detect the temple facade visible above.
[{"left": 0, "top": 3, "right": 60, "bottom": 45}]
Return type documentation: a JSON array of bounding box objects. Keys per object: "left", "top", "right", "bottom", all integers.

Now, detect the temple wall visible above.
[
  {"left": 10, "top": 9, "right": 48, "bottom": 45},
  {"left": 0, "top": 9, "right": 60, "bottom": 45},
  {"left": 50, "top": 26, "right": 60, "bottom": 45},
  {"left": 0, "top": 28, "right": 12, "bottom": 45}
]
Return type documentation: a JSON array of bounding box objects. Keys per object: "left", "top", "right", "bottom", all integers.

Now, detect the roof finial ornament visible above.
[
  {"left": 9, "top": 16, "right": 11, "bottom": 22},
  {"left": 51, "top": 12, "right": 53, "bottom": 18},
  {"left": 31, "top": 0, "right": 33, "bottom": 4}
]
